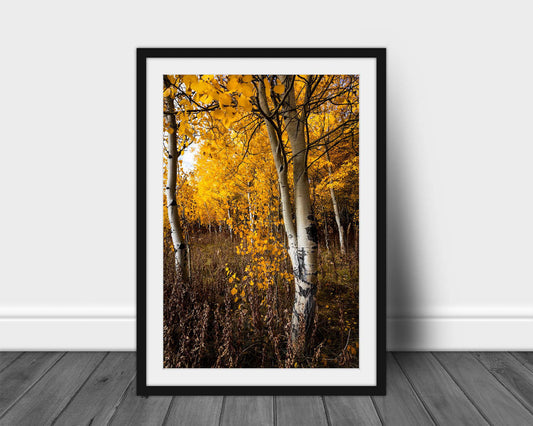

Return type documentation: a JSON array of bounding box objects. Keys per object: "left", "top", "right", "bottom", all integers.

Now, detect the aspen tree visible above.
[
  {"left": 256, "top": 75, "right": 319, "bottom": 345},
  {"left": 163, "top": 77, "right": 189, "bottom": 282}
]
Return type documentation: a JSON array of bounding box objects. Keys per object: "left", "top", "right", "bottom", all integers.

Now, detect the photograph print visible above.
[
  {"left": 164, "top": 73, "right": 359, "bottom": 368},
  {"left": 138, "top": 49, "right": 385, "bottom": 394}
]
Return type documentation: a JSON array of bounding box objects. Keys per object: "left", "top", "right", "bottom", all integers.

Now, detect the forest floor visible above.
[{"left": 163, "top": 232, "right": 359, "bottom": 368}]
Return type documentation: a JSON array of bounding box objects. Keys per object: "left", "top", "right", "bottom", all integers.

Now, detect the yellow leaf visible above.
[
  {"left": 200, "top": 93, "right": 213, "bottom": 104},
  {"left": 212, "top": 109, "right": 225, "bottom": 120},
  {"left": 273, "top": 84, "right": 285, "bottom": 95},
  {"left": 182, "top": 75, "right": 198, "bottom": 88},
  {"left": 240, "top": 83, "right": 255, "bottom": 98},
  {"left": 238, "top": 95, "right": 253, "bottom": 112},
  {"left": 190, "top": 79, "right": 209, "bottom": 94},
  {"left": 218, "top": 92, "right": 233, "bottom": 107},
  {"left": 223, "top": 112, "right": 236, "bottom": 128},
  {"left": 230, "top": 287, "right": 237, "bottom": 295},
  {"left": 163, "top": 88, "right": 171, "bottom": 97},
  {"left": 226, "top": 75, "right": 240, "bottom": 92}
]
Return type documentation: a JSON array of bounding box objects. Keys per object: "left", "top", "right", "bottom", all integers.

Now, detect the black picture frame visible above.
[{"left": 137, "top": 48, "right": 386, "bottom": 396}]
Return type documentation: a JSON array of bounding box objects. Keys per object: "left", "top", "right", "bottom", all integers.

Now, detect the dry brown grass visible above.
[{"left": 163, "top": 231, "right": 359, "bottom": 368}]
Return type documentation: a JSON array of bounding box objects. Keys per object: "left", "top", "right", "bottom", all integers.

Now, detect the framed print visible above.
[{"left": 137, "top": 48, "right": 386, "bottom": 395}]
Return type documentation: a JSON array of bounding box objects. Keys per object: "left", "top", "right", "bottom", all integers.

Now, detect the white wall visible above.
[{"left": 1, "top": 0, "right": 531, "bottom": 350}]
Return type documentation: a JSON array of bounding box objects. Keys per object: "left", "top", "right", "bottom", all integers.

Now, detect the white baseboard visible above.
[
  {"left": 1, "top": 315, "right": 532, "bottom": 351},
  {"left": 0, "top": 318, "right": 136, "bottom": 351},
  {"left": 387, "top": 317, "right": 533, "bottom": 351}
]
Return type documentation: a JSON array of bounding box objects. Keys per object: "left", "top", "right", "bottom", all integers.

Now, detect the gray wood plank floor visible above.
[{"left": 0, "top": 352, "right": 531, "bottom": 425}]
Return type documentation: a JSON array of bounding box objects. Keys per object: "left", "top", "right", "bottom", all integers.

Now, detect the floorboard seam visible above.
[
  {"left": 104, "top": 373, "right": 137, "bottom": 426},
  {"left": 472, "top": 352, "right": 533, "bottom": 417},
  {"left": 391, "top": 353, "right": 438, "bottom": 426},
  {"left": 161, "top": 397, "right": 175, "bottom": 426},
  {"left": 321, "top": 396, "right": 332, "bottom": 426},
  {"left": 50, "top": 352, "right": 109, "bottom": 425},
  {"left": 430, "top": 353, "right": 492, "bottom": 426},
  {"left": 0, "top": 352, "right": 24, "bottom": 375},
  {"left": 0, "top": 352, "right": 66, "bottom": 420},
  {"left": 369, "top": 396, "right": 384, "bottom": 425},
  {"left": 509, "top": 352, "right": 533, "bottom": 375},
  {"left": 273, "top": 395, "right": 277, "bottom": 426},
  {"left": 218, "top": 396, "right": 226, "bottom": 426}
]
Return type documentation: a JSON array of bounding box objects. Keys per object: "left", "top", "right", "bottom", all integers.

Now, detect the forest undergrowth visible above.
[{"left": 163, "top": 231, "right": 359, "bottom": 368}]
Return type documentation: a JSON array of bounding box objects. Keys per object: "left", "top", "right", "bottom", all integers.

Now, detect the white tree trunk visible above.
[
  {"left": 256, "top": 80, "right": 298, "bottom": 267},
  {"left": 227, "top": 207, "right": 233, "bottom": 239},
  {"left": 164, "top": 94, "right": 189, "bottom": 282},
  {"left": 325, "top": 144, "right": 346, "bottom": 255},
  {"left": 279, "top": 75, "right": 318, "bottom": 344},
  {"left": 257, "top": 76, "right": 320, "bottom": 346}
]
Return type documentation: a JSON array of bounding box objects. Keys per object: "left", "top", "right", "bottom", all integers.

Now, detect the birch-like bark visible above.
[
  {"left": 325, "top": 143, "right": 346, "bottom": 255},
  {"left": 257, "top": 76, "right": 319, "bottom": 345},
  {"left": 164, "top": 94, "right": 189, "bottom": 282},
  {"left": 256, "top": 80, "right": 298, "bottom": 267},
  {"left": 227, "top": 207, "right": 233, "bottom": 240},
  {"left": 279, "top": 75, "right": 319, "bottom": 343}
]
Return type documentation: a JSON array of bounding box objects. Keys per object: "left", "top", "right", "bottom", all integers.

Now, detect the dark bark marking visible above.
[
  {"left": 305, "top": 223, "right": 318, "bottom": 244},
  {"left": 296, "top": 285, "right": 317, "bottom": 298},
  {"left": 177, "top": 243, "right": 187, "bottom": 249},
  {"left": 169, "top": 199, "right": 178, "bottom": 207},
  {"left": 296, "top": 249, "right": 306, "bottom": 281}
]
